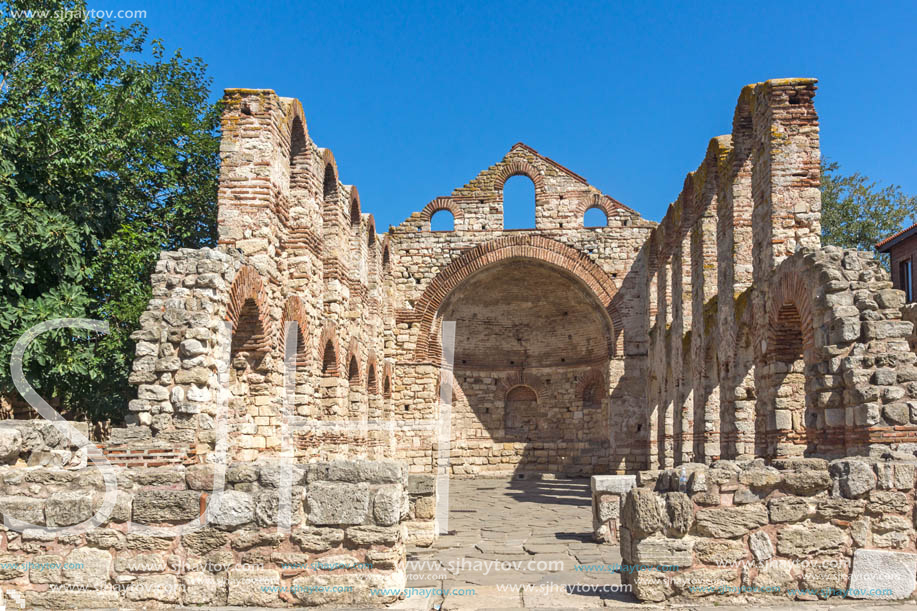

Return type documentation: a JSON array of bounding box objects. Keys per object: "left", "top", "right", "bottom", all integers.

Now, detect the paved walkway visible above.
[{"left": 393, "top": 477, "right": 632, "bottom": 609}]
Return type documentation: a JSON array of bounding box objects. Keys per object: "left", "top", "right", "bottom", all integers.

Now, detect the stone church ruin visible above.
[{"left": 3, "top": 77, "right": 917, "bottom": 606}]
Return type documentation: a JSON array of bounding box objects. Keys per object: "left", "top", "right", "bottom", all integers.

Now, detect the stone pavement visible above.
[{"left": 392, "top": 476, "right": 633, "bottom": 609}]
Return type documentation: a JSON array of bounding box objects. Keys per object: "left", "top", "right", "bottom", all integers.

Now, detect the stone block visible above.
[
  {"left": 848, "top": 549, "right": 917, "bottom": 599},
  {"left": 621, "top": 488, "right": 664, "bottom": 538},
  {"left": 633, "top": 536, "right": 693, "bottom": 567},
  {"left": 227, "top": 569, "right": 281, "bottom": 606},
  {"left": 830, "top": 458, "right": 876, "bottom": 498},
  {"left": 695, "top": 503, "right": 768, "bottom": 538},
  {"left": 62, "top": 547, "right": 111, "bottom": 589},
  {"left": 591, "top": 474, "right": 636, "bottom": 494},
  {"left": 768, "top": 496, "right": 810, "bottom": 523},
  {"left": 373, "top": 484, "right": 403, "bottom": 526},
  {"left": 776, "top": 523, "right": 845, "bottom": 558},
  {"left": 307, "top": 481, "right": 369, "bottom": 526},
  {"left": 133, "top": 490, "right": 201, "bottom": 523},
  {"left": 694, "top": 538, "right": 746, "bottom": 564},
  {"left": 210, "top": 490, "right": 255, "bottom": 529},
  {"left": 749, "top": 531, "right": 774, "bottom": 562}
]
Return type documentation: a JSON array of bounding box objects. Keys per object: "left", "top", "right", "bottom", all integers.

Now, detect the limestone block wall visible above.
[
  {"left": 620, "top": 457, "right": 917, "bottom": 602},
  {"left": 0, "top": 459, "right": 407, "bottom": 608}
]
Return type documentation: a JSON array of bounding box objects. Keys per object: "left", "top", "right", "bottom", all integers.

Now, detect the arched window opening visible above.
[
  {"left": 502, "top": 175, "right": 536, "bottom": 230},
  {"left": 350, "top": 198, "right": 361, "bottom": 228},
  {"left": 348, "top": 356, "right": 360, "bottom": 385},
  {"left": 323, "top": 165, "right": 337, "bottom": 203},
  {"left": 431, "top": 209, "right": 454, "bottom": 232},
  {"left": 584, "top": 207, "right": 608, "bottom": 228},
  {"left": 289, "top": 118, "right": 309, "bottom": 191},
  {"left": 504, "top": 385, "right": 539, "bottom": 440},
  {"left": 322, "top": 340, "right": 337, "bottom": 375},
  {"left": 768, "top": 301, "right": 812, "bottom": 458},
  {"left": 582, "top": 383, "right": 602, "bottom": 409},
  {"left": 382, "top": 245, "right": 391, "bottom": 269},
  {"left": 383, "top": 375, "right": 391, "bottom": 399},
  {"left": 367, "top": 364, "right": 378, "bottom": 394},
  {"left": 231, "top": 298, "right": 263, "bottom": 357},
  {"left": 367, "top": 226, "right": 376, "bottom": 247}
]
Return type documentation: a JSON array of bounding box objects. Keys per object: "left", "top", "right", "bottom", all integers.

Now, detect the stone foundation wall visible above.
[
  {"left": 0, "top": 459, "right": 407, "bottom": 608},
  {"left": 620, "top": 457, "right": 917, "bottom": 602}
]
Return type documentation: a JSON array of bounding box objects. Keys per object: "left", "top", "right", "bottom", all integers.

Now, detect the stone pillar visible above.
[{"left": 691, "top": 208, "right": 719, "bottom": 463}]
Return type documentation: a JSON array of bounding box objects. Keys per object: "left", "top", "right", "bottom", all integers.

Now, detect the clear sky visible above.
[{"left": 92, "top": 0, "right": 917, "bottom": 230}]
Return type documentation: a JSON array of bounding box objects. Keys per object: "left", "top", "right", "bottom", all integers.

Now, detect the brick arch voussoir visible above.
[
  {"left": 345, "top": 337, "right": 361, "bottom": 383},
  {"left": 493, "top": 160, "right": 546, "bottom": 195},
  {"left": 318, "top": 323, "right": 340, "bottom": 376},
  {"left": 768, "top": 270, "right": 817, "bottom": 360},
  {"left": 382, "top": 362, "right": 393, "bottom": 398},
  {"left": 412, "top": 236, "right": 619, "bottom": 362},
  {"left": 420, "top": 197, "right": 464, "bottom": 223},
  {"left": 575, "top": 368, "right": 607, "bottom": 399},
  {"left": 496, "top": 372, "right": 545, "bottom": 403},
  {"left": 365, "top": 351, "right": 379, "bottom": 393},
  {"left": 575, "top": 195, "right": 616, "bottom": 225},
  {"left": 280, "top": 296, "right": 310, "bottom": 366},
  {"left": 348, "top": 185, "right": 361, "bottom": 227},
  {"left": 226, "top": 265, "right": 272, "bottom": 354}
]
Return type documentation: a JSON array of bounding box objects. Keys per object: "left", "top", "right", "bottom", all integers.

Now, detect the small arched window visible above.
[
  {"left": 502, "top": 175, "right": 536, "bottom": 229},
  {"left": 348, "top": 356, "right": 360, "bottom": 384},
  {"left": 322, "top": 340, "right": 337, "bottom": 375},
  {"left": 350, "top": 197, "right": 361, "bottom": 228},
  {"left": 367, "top": 364, "right": 378, "bottom": 394},
  {"left": 383, "top": 375, "right": 391, "bottom": 398},
  {"left": 584, "top": 207, "right": 608, "bottom": 228},
  {"left": 323, "top": 165, "right": 337, "bottom": 203},
  {"left": 430, "top": 209, "right": 454, "bottom": 232}
]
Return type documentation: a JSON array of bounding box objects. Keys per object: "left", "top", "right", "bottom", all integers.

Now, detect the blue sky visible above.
[{"left": 94, "top": 0, "right": 917, "bottom": 230}]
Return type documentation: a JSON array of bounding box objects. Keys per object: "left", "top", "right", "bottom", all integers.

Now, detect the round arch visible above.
[
  {"left": 226, "top": 265, "right": 272, "bottom": 355},
  {"left": 410, "top": 235, "right": 623, "bottom": 362}
]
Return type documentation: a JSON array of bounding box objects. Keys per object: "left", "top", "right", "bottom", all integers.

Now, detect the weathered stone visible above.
[
  {"left": 373, "top": 484, "right": 402, "bottom": 526},
  {"left": 830, "top": 458, "right": 876, "bottom": 498},
  {"left": 29, "top": 553, "right": 63, "bottom": 583},
  {"left": 739, "top": 467, "right": 782, "bottom": 489},
  {"left": 133, "top": 490, "right": 201, "bottom": 523},
  {"left": 227, "top": 569, "right": 281, "bottom": 606},
  {"left": 749, "top": 530, "right": 774, "bottom": 562},
  {"left": 85, "top": 528, "right": 126, "bottom": 550},
  {"left": 782, "top": 470, "right": 832, "bottom": 495},
  {"left": 671, "top": 568, "right": 738, "bottom": 597},
  {"left": 776, "top": 523, "right": 846, "bottom": 558},
  {"left": 210, "top": 490, "right": 255, "bottom": 529},
  {"left": 694, "top": 504, "right": 768, "bottom": 538},
  {"left": 182, "top": 528, "right": 227, "bottom": 555},
  {"left": 0, "top": 495, "right": 45, "bottom": 525},
  {"left": 867, "top": 490, "right": 910, "bottom": 514},
  {"left": 0, "top": 428, "right": 23, "bottom": 464},
  {"left": 62, "top": 547, "right": 111, "bottom": 589},
  {"left": 45, "top": 490, "right": 98, "bottom": 526},
  {"left": 694, "top": 538, "right": 746, "bottom": 564},
  {"left": 345, "top": 525, "right": 401, "bottom": 546},
  {"left": 621, "top": 487, "right": 664, "bottom": 538},
  {"left": 292, "top": 526, "right": 344, "bottom": 552},
  {"left": 183, "top": 571, "right": 219, "bottom": 605},
  {"left": 848, "top": 549, "right": 917, "bottom": 599},
  {"left": 768, "top": 496, "right": 810, "bottom": 523},
  {"left": 816, "top": 497, "right": 866, "bottom": 520},
  {"left": 306, "top": 481, "right": 369, "bottom": 526},
  {"left": 115, "top": 552, "right": 167, "bottom": 573},
  {"left": 633, "top": 536, "right": 693, "bottom": 567},
  {"left": 186, "top": 463, "right": 226, "bottom": 490}
]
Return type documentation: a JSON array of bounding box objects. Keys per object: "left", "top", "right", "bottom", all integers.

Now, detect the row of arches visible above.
[{"left": 226, "top": 266, "right": 392, "bottom": 397}]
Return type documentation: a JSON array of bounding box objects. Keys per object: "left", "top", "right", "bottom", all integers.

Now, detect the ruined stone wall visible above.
[
  {"left": 0, "top": 459, "right": 407, "bottom": 608},
  {"left": 640, "top": 78, "right": 917, "bottom": 467},
  {"left": 388, "top": 145, "right": 655, "bottom": 475},
  {"left": 619, "top": 457, "right": 917, "bottom": 602},
  {"left": 126, "top": 90, "right": 395, "bottom": 464}
]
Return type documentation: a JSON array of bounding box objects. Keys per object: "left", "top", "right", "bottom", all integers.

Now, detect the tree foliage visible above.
[
  {"left": 821, "top": 160, "right": 917, "bottom": 255},
  {"left": 0, "top": 0, "right": 219, "bottom": 421}
]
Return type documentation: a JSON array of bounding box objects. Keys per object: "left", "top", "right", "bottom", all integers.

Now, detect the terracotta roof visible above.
[{"left": 876, "top": 222, "right": 917, "bottom": 251}]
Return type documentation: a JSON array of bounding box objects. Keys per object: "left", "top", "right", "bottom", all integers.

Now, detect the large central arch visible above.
[{"left": 409, "top": 235, "right": 624, "bottom": 363}]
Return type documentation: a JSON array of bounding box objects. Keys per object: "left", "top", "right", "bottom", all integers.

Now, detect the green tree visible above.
[
  {"left": 821, "top": 160, "right": 917, "bottom": 255},
  {"left": 0, "top": 0, "right": 219, "bottom": 422}
]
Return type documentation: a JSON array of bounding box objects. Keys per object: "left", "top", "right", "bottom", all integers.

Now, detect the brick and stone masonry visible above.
[{"left": 1, "top": 76, "right": 917, "bottom": 606}]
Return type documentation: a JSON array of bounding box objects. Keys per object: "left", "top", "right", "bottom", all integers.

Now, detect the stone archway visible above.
[{"left": 437, "top": 256, "right": 615, "bottom": 476}]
